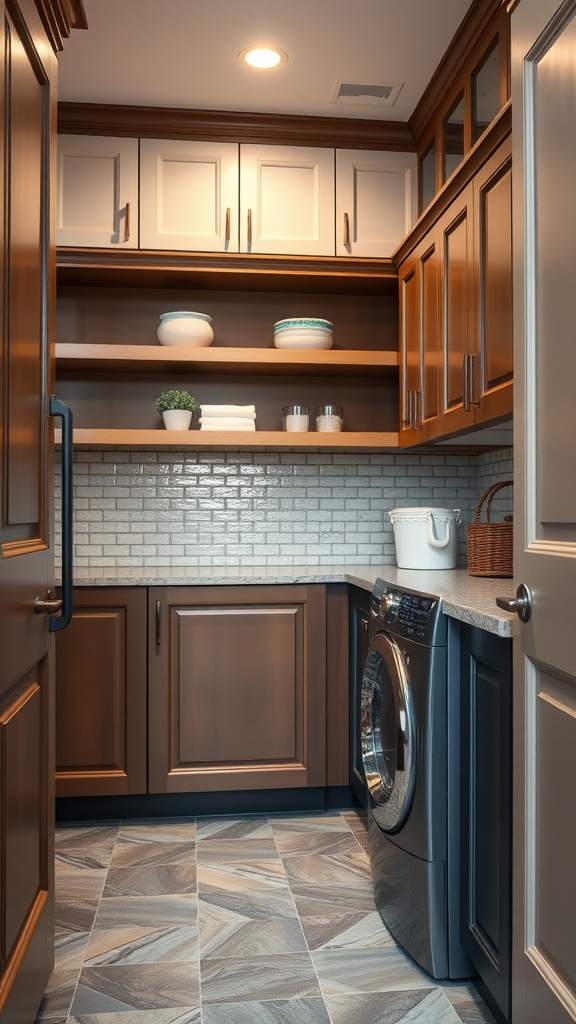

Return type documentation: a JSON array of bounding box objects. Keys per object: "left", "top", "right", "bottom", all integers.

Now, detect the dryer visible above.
[{"left": 361, "top": 577, "right": 471, "bottom": 979}]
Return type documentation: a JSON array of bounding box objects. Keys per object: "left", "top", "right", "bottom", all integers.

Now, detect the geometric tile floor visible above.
[{"left": 36, "top": 810, "right": 496, "bottom": 1024}]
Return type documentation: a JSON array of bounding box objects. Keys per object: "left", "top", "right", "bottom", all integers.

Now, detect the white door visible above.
[
  {"left": 239, "top": 144, "right": 335, "bottom": 256},
  {"left": 57, "top": 134, "right": 138, "bottom": 248},
  {"left": 336, "top": 149, "right": 417, "bottom": 257},
  {"left": 511, "top": 1, "right": 576, "bottom": 1020},
  {"left": 139, "top": 139, "right": 239, "bottom": 252}
]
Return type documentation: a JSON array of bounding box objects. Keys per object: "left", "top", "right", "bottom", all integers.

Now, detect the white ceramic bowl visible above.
[
  {"left": 274, "top": 328, "right": 333, "bottom": 350},
  {"left": 157, "top": 311, "right": 214, "bottom": 347}
]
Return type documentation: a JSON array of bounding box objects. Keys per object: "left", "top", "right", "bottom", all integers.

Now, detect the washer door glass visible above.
[{"left": 361, "top": 632, "right": 416, "bottom": 832}]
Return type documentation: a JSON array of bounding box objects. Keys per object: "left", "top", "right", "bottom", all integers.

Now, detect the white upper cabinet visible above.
[
  {"left": 336, "top": 149, "right": 418, "bottom": 257},
  {"left": 239, "top": 144, "right": 335, "bottom": 256},
  {"left": 57, "top": 135, "right": 139, "bottom": 248},
  {"left": 139, "top": 139, "right": 239, "bottom": 252}
]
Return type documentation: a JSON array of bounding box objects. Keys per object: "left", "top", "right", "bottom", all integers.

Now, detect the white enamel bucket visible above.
[{"left": 388, "top": 506, "right": 461, "bottom": 569}]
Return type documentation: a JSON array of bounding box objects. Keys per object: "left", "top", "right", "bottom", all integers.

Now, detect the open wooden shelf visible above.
[
  {"left": 56, "top": 248, "right": 399, "bottom": 295},
  {"left": 56, "top": 428, "right": 400, "bottom": 451},
  {"left": 55, "top": 343, "right": 399, "bottom": 378}
]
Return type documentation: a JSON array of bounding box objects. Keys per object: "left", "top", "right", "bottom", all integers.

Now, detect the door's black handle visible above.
[{"left": 50, "top": 397, "right": 73, "bottom": 632}]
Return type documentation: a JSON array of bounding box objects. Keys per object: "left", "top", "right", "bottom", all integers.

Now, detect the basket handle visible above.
[{"left": 473, "top": 480, "right": 513, "bottom": 524}]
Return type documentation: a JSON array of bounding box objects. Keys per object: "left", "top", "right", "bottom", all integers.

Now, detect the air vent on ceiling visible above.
[{"left": 331, "top": 80, "right": 403, "bottom": 108}]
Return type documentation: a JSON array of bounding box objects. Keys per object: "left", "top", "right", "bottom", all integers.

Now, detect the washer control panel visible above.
[{"left": 370, "top": 578, "right": 446, "bottom": 646}]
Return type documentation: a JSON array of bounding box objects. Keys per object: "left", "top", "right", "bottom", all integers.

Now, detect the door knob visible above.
[
  {"left": 496, "top": 582, "right": 533, "bottom": 623},
  {"left": 35, "top": 589, "right": 63, "bottom": 615}
]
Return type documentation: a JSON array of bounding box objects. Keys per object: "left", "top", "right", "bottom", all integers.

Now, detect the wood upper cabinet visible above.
[
  {"left": 439, "top": 136, "right": 512, "bottom": 437},
  {"left": 148, "top": 584, "right": 327, "bottom": 793},
  {"left": 56, "top": 134, "right": 139, "bottom": 248},
  {"left": 336, "top": 149, "right": 417, "bottom": 257},
  {"left": 55, "top": 588, "right": 147, "bottom": 796},
  {"left": 139, "top": 139, "right": 239, "bottom": 252},
  {"left": 398, "top": 226, "right": 440, "bottom": 445}
]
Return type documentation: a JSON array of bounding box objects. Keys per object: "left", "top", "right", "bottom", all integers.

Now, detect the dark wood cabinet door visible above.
[
  {"left": 55, "top": 588, "right": 148, "bottom": 797},
  {"left": 0, "top": 4, "right": 56, "bottom": 1020},
  {"left": 461, "top": 625, "right": 512, "bottom": 1023},
  {"left": 438, "top": 182, "right": 475, "bottom": 436},
  {"left": 399, "top": 229, "right": 440, "bottom": 446},
  {"left": 148, "top": 585, "right": 326, "bottom": 793},
  {"left": 473, "top": 136, "right": 513, "bottom": 425}
]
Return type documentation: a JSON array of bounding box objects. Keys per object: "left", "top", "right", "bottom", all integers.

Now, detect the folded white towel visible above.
[
  {"left": 200, "top": 423, "right": 256, "bottom": 431},
  {"left": 200, "top": 404, "right": 256, "bottom": 418},
  {"left": 200, "top": 416, "right": 257, "bottom": 429}
]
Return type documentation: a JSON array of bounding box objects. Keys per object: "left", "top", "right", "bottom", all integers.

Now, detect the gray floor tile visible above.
[
  {"left": 54, "top": 928, "right": 91, "bottom": 970},
  {"left": 69, "top": 1010, "right": 201, "bottom": 1024},
  {"left": 54, "top": 867, "right": 107, "bottom": 902},
  {"left": 275, "top": 831, "right": 368, "bottom": 857},
  {"left": 311, "top": 946, "right": 436, "bottom": 994},
  {"left": 281, "top": 844, "right": 372, "bottom": 888},
  {"left": 201, "top": 886, "right": 297, "bottom": 920},
  {"left": 202, "top": 997, "right": 332, "bottom": 1023},
  {"left": 443, "top": 983, "right": 498, "bottom": 1023},
  {"left": 200, "top": 901, "right": 307, "bottom": 957},
  {"left": 197, "top": 860, "right": 288, "bottom": 894},
  {"left": 84, "top": 925, "right": 199, "bottom": 965},
  {"left": 196, "top": 817, "right": 272, "bottom": 841},
  {"left": 55, "top": 897, "right": 100, "bottom": 933},
  {"left": 71, "top": 962, "right": 199, "bottom": 1014},
  {"left": 197, "top": 837, "right": 281, "bottom": 861},
  {"left": 34, "top": 967, "right": 80, "bottom": 1021},
  {"left": 269, "top": 813, "right": 351, "bottom": 835},
  {"left": 110, "top": 840, "right": 196, "bottom": 868},
  {"left": 201, "top": 952, "right": 321, "bottom": 1004},
  {"left": 94, "top": 894, "right": 197, "bottom": 929},
  {"left": 298, "top": 906, "right": 394, "bottom": 951},
  {"left": 325, "top": 988, "right": 462, "bottom": 1023},
  {"left": 103, "top": 863, "right": 196, "bottom": 897},
  {"left": 117, "top": 821, "right": 196, "bottom": 843}
]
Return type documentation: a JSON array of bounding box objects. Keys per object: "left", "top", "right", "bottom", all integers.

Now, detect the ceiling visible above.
[{"left": 58, "top": 0, "right": 476, "bottom": 122}]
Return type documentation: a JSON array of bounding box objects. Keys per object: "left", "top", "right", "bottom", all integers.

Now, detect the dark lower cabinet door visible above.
[
  {"left": 55, "top": 588, "right": 147, "bottom": 796},
  {"left": 461, "top": 625, "right": 512, "bottom": 1023},
  {"left": 148, "top": 585, "right": 326, "bottom": 793}
]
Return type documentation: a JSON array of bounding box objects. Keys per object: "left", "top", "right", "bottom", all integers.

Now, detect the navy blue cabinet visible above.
[{"left": 460, "top": 625, "right": 512, "bottom": 1023}]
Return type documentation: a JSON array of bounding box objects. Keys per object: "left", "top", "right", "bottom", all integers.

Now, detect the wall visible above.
[{"left": 55, "top": 447, "right": 513, "bottom": 570}]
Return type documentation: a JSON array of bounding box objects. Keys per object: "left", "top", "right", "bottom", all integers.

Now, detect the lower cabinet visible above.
[
  {"left": 148, "top": 585, "right": 326, "bottom": 793},
  {"left": 56, "top": 584, "right": 328, "bottom": 799},
  {"left": 55, "top": 587, "right": 148, "bottom": 797},
  {"left": 460, "top": 625, "right": 512, "bottom": 1023}
]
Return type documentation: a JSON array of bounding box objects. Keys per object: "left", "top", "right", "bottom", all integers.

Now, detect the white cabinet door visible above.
[
  {"left": 139, "top": 139, "right": 239, "bottom": 252},
  {"left": 57, "top": 135, "right": 139, "bottom": 248},
  {"left": 335, "top": 149, "right": 418, "bottom": 257},
  {"left": 239, "top": 144, "right": 335, "bottom": 256}
]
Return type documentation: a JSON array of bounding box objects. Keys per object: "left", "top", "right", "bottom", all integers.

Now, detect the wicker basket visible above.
[{"left": 467, "top": 480, "right": 513, "bottom": 578}]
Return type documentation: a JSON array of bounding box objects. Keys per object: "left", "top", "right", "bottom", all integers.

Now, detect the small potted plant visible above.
[{"left": 155, "top": 389, "right": 198, "bottom": 431}]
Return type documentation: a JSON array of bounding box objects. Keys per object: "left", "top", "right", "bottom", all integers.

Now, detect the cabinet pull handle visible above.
[
  {"left": 125, "top": 202, "right": 130, "bottom": 242},
  {"left": 415, "top": 389, "right": 422, "bottom": 430},
  {"left": 344, "top": 212, "right": 350, "bottom": 248},
  {"left": 247, "top": 208, "right": 252, "bottom": 249},
  {"left": 225, "top": 207, "right": 231, "bottom": 242},
  {"left": 361, "top": 617, "right": 369, "bottom": 632},
  {"left": 155, "top": 600, "right": 161, "bottom": 646},
  {"left": 408, "top": 389, "right": 415, "bottom": 430},
  {"left": 463, "top": 354, "right": 471, "bottom": 412},
  {"left": 470, "top": 352, "right": 480, "bottom": 407},
  {"left": 48, "top": 397, "right": 74, "bottom": 632}
]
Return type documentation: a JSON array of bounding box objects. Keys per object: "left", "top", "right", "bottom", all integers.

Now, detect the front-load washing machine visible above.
[{"left": 361, "top": 577, "right": 471, "bottom": 979}]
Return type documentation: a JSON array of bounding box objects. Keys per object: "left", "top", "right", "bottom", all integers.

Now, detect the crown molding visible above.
[
  {"left": 57, "top": 101, "right": 416, "bottom": 151},
  {"left": 34, "top": 0, "right": 87, "bottom": 52}
]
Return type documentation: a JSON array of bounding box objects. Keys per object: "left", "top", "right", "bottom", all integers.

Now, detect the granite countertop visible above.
[{"left": 68, "top": 564, "right": 516, "bottom": 637}]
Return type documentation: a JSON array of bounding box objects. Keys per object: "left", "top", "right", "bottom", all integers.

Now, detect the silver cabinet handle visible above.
[
  {"left": 225, "top": 207, "right": 231, "bottom": 242},
  {"left": 463, "top": 354, "right": 470, "bottom": 412},
  {"left": 124, "top": 201, "right": 130, "bottom": 242},
  {"left": 496, "top": 583, "right": 532, "bottom": 623},
  {"left": 470, "top": 352, "right": 480, "bottom": 407},
  {"left": 156, "top": 599, "right": 161, "bottom": 645},
  {"left": 361, "top": 617, "right": 368, "bottom": 632},
  {"left": 247, "top": 208, "right": 252, "bottom": 249},
  {"left": 414, "top": 389, "right": 422, "bottom": 431},
  {"left": 344, "top": 212, "right": 350, "bottom": 248}
]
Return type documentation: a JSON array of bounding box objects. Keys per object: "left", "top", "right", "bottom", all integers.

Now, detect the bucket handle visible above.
[{"left": 427, "top": 510, "right": 460, "bottom": 549}]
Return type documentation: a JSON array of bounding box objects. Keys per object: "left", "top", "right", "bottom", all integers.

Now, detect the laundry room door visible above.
[{"left": 511, "top": 0, "right": 576, "bottom": 1020}]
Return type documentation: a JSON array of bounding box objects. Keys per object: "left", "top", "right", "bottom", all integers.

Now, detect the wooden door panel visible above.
[
  {"left": 55, "top": 588, "right": 147, "bottom": 796},
  {"left": 438, "top": 185, "right": 474, "bottom": 436},
  {"left": 149, "top": 585, "right": 326, "bottom": 793},
  {"left": 399, "top": 256, "right": 419, "bottom": 440},
  {"left": 420, "top": 235, "right": 440, "bottom": 434}
]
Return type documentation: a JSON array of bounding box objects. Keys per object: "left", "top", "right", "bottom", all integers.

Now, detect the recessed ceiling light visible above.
[{"left": 238, "top": 46, "right": 288, "bottom": 70}]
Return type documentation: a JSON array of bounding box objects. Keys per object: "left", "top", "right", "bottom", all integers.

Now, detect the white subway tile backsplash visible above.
[{"left": 54, "top": 447, "right": 514, "bottom": 570}]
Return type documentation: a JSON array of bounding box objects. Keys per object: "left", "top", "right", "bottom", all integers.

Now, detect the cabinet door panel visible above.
[
  {"left": 336, "top": 150, "right": 417, "bottom": 257},
  {"left": 399, "top": 230, "right": 439, "bottom": 446},
  {"left": 240, "top": 145, "right": 335, "bottom": 256},
  {"left": 57, "top": 135, "right": 138, "bottom": 248},
  {"left": 149, "top": 585, "right": 326, "bottom": 792},
  {"left": 139, "top": 139, "right": 239, "bottom": 252},
  {"left": 474, "top": 139, "right": 513, "bottom": 423},
  {"left": 439, "top": 185, "right": 475, "bottom": 435},
  {"left": 55, "top": 588, "right": 147, "bottom": 796}
]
